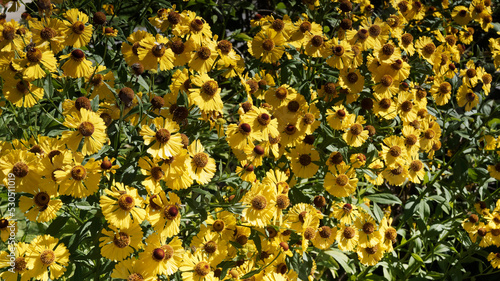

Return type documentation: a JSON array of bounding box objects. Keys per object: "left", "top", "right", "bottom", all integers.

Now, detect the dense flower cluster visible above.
[{"left": 0, "top": 0, "right": 499, "bottom": 280}]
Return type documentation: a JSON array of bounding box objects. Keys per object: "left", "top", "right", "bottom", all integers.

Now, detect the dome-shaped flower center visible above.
[
  {"left": 380, "top": 75, "right": 393, "bottom": 87},
  {"left": 128, "top": 273, "right": 144, "bottom": 281},
  {"left": 251, "top": 195, "right": 267, "bottom": 210},
  {"left": 324, "top": 82, "right": 337, "bottom": 95},
  {"left": 14, "top": 257, "right": 27, "bottom": 272},
  {"left": 287, "top": 100, "right": 300, "bottom": 112},
  {"left": 350, "top": 124, "right": 363, "bottom": 136},
  {"left": 2, "top": 26, "right": 16, "bottom": 41},
  {"left": 212, "top": 219, "right": 225, "bottom": 232},
  {"left": 303, "top": 113, "right": 315, "bottom": 125},
  {"left": 131, "top": 42, "right": 141, "bottom": 55},
  {"left": 340, "top": 18, "right": 352, "bottom": 30},
  {"left": 343, "top": 203, "right": 353, "bottom": 213},
  {"left": 410, "top": 160, "right": 423, "bottom": 172},
  {"left": 495, "top": 163, "right": 500, "bottom": 172},
  {"left": 362, "top": 222, "right": 375, "bottom": 234},
  {"left": 194, "top": 261, "right": 211, "bottom": 276},
  {"left": 75, "top": 96, "right": 91, "bottom": 111},
  {"left": 304, "top": 227, "right": 316, "bottom": 240},
  {"left": 313, "top": 195, "right": 326, "bottom": 208},
  {"left": 423, "top": 43, "right": 436, "bottom": 55},
  {"left": 79, "top": 121, "right": 95, "bottom": 137},
  {"left": 197, "top": 46, "right": 212, "bottom": 60},
  {"left": 72, "top": 21, "right": 85, "bottom": 34},
  {"left": 401, "top": 101, "right": 413, "bottom": 112},
  {"left": 346, "top": 72, "right": 359, "bottom": 84},
  {"left": 149, "top": 195, "right": 162, "bottom": 210},
  {"left": 90, "top": 74, "right": 104, "bottom": 87},
  {"left": 299, "top": 154, "right": 312, "bottom": 166},
  {"left": 336, "top": 174, "right": 349, "bottom": 186},
  {"left": 478, "top": 228, "right": 487, "bottom": 236},
  {"left": 71, "top": 165, "right": 87, "bottom": 180},
  {"left": 193, "top": 153, "right": 209, "bottom": 168},
  {"left": 162, "top": 245, "right": 174, "bottom": 260},
  {"left": 333, "top": 45, "right": 345, "bottom": 56},
  {"left": 191, "top": 18, "right": 204, "bottom": 31},
  {"left": 34, "top": 191, "right": 50, "bottom": 207},
  {"left": 236, "top": 234, "right": 248, "bottom": 245},
  {"left": 391, "top": 165, "right": 403, "bottom": 175},
  {"left": 379, "top": 98, "right": 391, "bottom": 110},
  {"left": 271, "top": 18, "right": 285, "bottom": 31},
  {"left": 365, "top": 245, "right": 378, "bottom": 255},
  {"left": 405, "top": 135, "right": 417, "bottom": 146},
  {"left": 70, "top": 49, "right": 85, "bottom": 61},
  {"left": 343, "top": 227, "right": 355, "bottom": 239},
  {"left": 385, "top": 228, "right": 397, "bottom": 240},
  {"left": 329, "top": 152, "right": 343, "bottom": 165},
  {"left": 239, "top": 123, "right": 252, "bottom": 135},
  {"left": 357, "top": 29, "right": 369, "bottom": 40},
  {"left": 155, "top": 128, "right": 171, "bottom": 143},
  {"left": 152, "top": 248, "right": 165, "bottom": 261},
  {"left": 465, "top": 92, "right": 476, "bottom": 102},
  {"left": 253, "top": 145, "right": 265, "bottom": 155},
  {"left": 152, "top": 43, "right": 166, "bottom": 57},
  {"left": 217, "top": 40, "right": 232, "bottom": 54},
  {"left": 311, "top": 35, "right": 324, "bottom": 47},
  {"left": 482, "top": 73, "right": 492, "bottom": 85},
  {"left": 401, "top": 33, "right": 413, "bottom": 45},
  {"left": 167, "top": 11, "right": 181, "bottom": 24},
  {"left": 40, "top": 250, "right": 56, "bottom": 265},
  {"left": 150, "top": 166, "right": 164, "bottom": 181},
  {"left": 257, "top": 113, "right": 271, "bottom": 125},
  {"left": 26, "top": 48, "right": 43, "bottom": 63},
  {"left": 118, "top": 194, "right": 135, "bottom": 211},
  {"left": 12, "top": 162, "right": 29, "bottom": 178},
  {"left": 319, "top": 226, "right": 332, "bottom": 238},
  {"left": 466, "top": 68, "right": 476, "bottom": 79},
  {"left": 0, "top": 219, "right": 8, "bottom": 229},
  {"left": 164, "top": 205, "right": 179, "bottom": 220},
  {"left": 391, "top": 60, "right": 403, "bottom": 70},
  {"left": 389, "top": 146, "right": 402, "bottom": 157},
  {"left": 204, "top": 241, "right": 217, "bottom": 254},
  {"left": 113, "top": 232, "right": 130, "bottom": 248},
  {"left": 369, "top": 25, "right": 381, "bottom": 37},
  {"left": 16, "top": 81, "right": 29, "bottom": 94},
  {"left": 382, "top": 44, "right": 395, "bottom": 56},
  {"left": 275, "top": 87, "right": 288, "bottom": 100},
  {"left": 468, "top": 214, "right": 479, "bottom": 223},
  {"left": 262, "top": 39, "right": 275, "bottom": 51},
  {"left": 438, "top": 82, "right": 451, "bottom": 94},
  {"left": 201, "top": 80, "right": 218, "bottom": 96},
  {"left": 299, "top": 21, "right": 312, "bottom": 33},
  {"left": 151, "top": 96, "right": 164, "bottom": 110},
  {"left": 266, "top": 226, "right": 278, "bottom": 238},
  {"left": 169, "top": 40, "right": 185, "bottom": 55},
  {"left": 276, "top": 194, "right": 290, "bottom": 209}
]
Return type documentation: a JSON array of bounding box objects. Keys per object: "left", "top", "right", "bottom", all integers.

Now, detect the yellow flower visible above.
[
  {"left": 248, "top": 29, "right": 286, "bottom": 64},
  {"left": 29, "top": 17, "right": 67, "bottom": 54},
  {"left": 62, "top": 108, "right": 107, "bottom": 155},
  {"left": 110, "top": 259, "right": 156, "bottom": 281},
  {"left": 0, "top": 150, "right": 41, "bottom": 192},
  {"left": 382, "top": 160, "right": 409, "bottom": 186},
  {"left": 336, "top": 224, "right": 359, "bottom": 252},
  {"left": 3, "top": 80, "right": 44, "bottom": 108},
  {"left": 415, "top": 36, "right": 438, "bottom": 65},
  {"left": 204, "top": 209, "right": 237, "bottom": 241},
  {"left": 180, "top": 251, "right": 217, "bottom": 281},
  {"left": 331, "top": 202, "right": 360, "bottom": 225},
  {"left": 25, "top": 235, "right": 70, "bottom": 281},
  {"left": 60, "top": 49, "right": 93, "bottom": 78},
  {"left": 188, "top": 140, "right": 216, "bottom": 185},
  {"left": 191, "top": 228, "right": 228, "bottom": 267},
  {"left": 326, "top": 105, "right": 353, "bottom": 131},
  {"left": 241, "top": 182, "right": 276, "bottom": 227},
  {"left": 342, "top": 115, "right": 369, "bottom": 147},
  {"left": 121, "top": 30, "right": 154, "bottom": 66},
  {"left": 323, "top": 38, "right": 354, "bottom": 70},
  {"left": 288, "top": 143, "right": 319, "bottom": 179},
  {"left": 137, "top": 34, "right": 175, "bottom": 71},
  {"left": 140, "top": 117, "right": 183, "bottom": 159},
  {"left": 339, "top": 68, "right": 365, "bottom": 95},
  {"left": 148, "top": 191, "right": 182, "bottom": 238},
  {"left": 138, "top": 233, "right": 184, "bottom": 276},
  {"left": 0, "top": 19, "right": 31, "bottom": 52},
  {"left": 188, "top": 38, "right": 219, "bottom": 73},
  {"left": 19, "top": 183, "right": 61, "bottom": 223},
  {"left": 188, "top": 73, "right": 224, "bottom": 112},
  {"left": 99, "top": 223, "right": 144, "bottom": 262},
  {"left": 487, "top": 252, "right": 500, "bottom": 269},
  {"left": 324, "top": 164, "right": 358, "bottom": 197},
  {"left": 63, "top": 8, "right": 93, "bottom": 48},
  {"left": 456, "top": 84, "right": 479, "bottom": 111},
  {"left": 178, "top": 10, "right": 213, "bottom": 44},
  {"left": 17, "top": 44, "right": 57, "bottom": 80},
  {"left": 0, "top": 242, "right": 30, "bottom": 281},
  {"left": 357, "top": 244, "right": 384, "bottom": 266},
  {"left": 312, "top": 225, "right": 336, "bottom": 250},
  {"left": 100, "top": 182, "right": 146, "bottom": 229},
  {"left": 452, "top": 6, "right": 473, "bottom": 25},
  {"left": 288, "top": 203, "right": 323, "bottom": 233}
]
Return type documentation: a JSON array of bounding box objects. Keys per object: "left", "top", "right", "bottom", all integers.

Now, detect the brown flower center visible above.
[
  {"left": 26, "top": 48, "right": 43, "bottom": 63},
  {"left": 423, "top": 43, "right": 436, "bottom": 55},
  {"left": 303, "top": 113, "right": 315, "bottom": 125},
  {"left": 213, "top": 219, "right": 225, "bottom": 232},
  {"left": 389, "top": 146, "right": 402, "bottom": 157},
  {"left": 12, "top": 162, "right": 29, "bottom": 178},
  {"left": 118, "top": 194, "right": 135, "bottom": 211},
  {"left": 343, "top": 227, "right": 355, "bottom": 239},
  {"left": 410, "top": 160, "right": 423, "bottom": 172},
  {"left": 155, "top": 128, "right": 171, "bottom": 143},
  {"left": 382, "top": 44, "right": 395, "bottom": 56},
  {"left": 201, "top": 80, "right": 218, "bottom": 96},
  {"left": 168, "top": 11, "right": 181, "bottom": 24},
  {"left": 253, "top": 145, "right": 265, "bottom": 155},
  {"left": 251, "top": 195, "right": 267, "bottom": 210},
  {"left": 311, "top": 35, "right": 324, "bottom": 47},
  {"left": 482, "top": 74, "right": 492, "bottom": 85},
  {"left": 391, "top": 165, "right": 403, "bottom": 175},
  {"left": 380, "top": 98, "right": 392, "bottom": 110},
  {"left": 262, "top": 39, "right": 275, "bottom": 51},
  {"left": 392, "top": 59, "right": 403, "bottom": 70},
  {"left": 16, "top": 81, "right": 29, "bottom": 94},
  {"left": 365, "top": 245, "right": 378, "bottom": 255},
  {"left": 438, "top": 82, "right": 451, "bottom": 94},
  {"left": 465, "top": 92, "right": 476, "bottom": 102},
  {"left": 72, "top": 21, "right": 85, "bottom": 35},
  {"left": 275, "top": 87, "right": 288, "bottom": 100},
  {"left": 276, "top": 194, "right": 290, "bottom": 209},
  {"left": 239, "top": 123, "right": 252, "bottom": 135},
  {"left": 272, "top": 19, "right": 285, "bottom": 32},
  {"left": 319, "top": 226, "right": 332, "bottom": 238},
  {"left": 193, "top": 153, "right": 209, "bottom": 168},
  {"left": 468, "top": 214, "right": 479, "bottom": 223},
  {"left": 257, "top": 113, "right": 271, "bottom": 125},
  {"left": 132, "top": 42, "right": 141, "bottom": 56},
  {"left": 346, "top": 72, "right": 359, "bottom": 84},
  {"left": 380, "top": 75, "right": 393, "bottom": 87},
  {"left": 128, "top": 273, "right": 144, "bottom": 281},
  {"left": 71, "top": 165, "right": 87, "bottom": 180},
  {"left": 40, "top": 250, "right": 55, "bottom": 265},
  {"left": 350, "top": 124, "right": 363, "bottom": 136},
  {"left": 217, "top": 40, "right": 233, "bottom": 55},
  {"left": 299, "top": 21, "right": 312, "bottom": 33},
  {"left": 405, "top": 135, "right": 417, "bottom": 146},
  {"left": 401, "top": 101, "right": 413, "bottom": 112},
  {"left": 197, "top": 46, "right": 212, "bottom": 60},
  {"left": 385, "top": 227, "right": 397, "bottom": 240},
  {"left": 164, "top": 205, "right": 179, "bottom": 220},
  {"left": 152, "top": 248, "right": 165, "bottom": 261},
  {"left": 204, "top": 241, "right": 217, "bottom": 254},
  {"left": 304, "top": 227, "right": 316, "bottom": 240},
  {"left": 194, "top": 261, "right": 211, "bottom": 276},
  {"left": 369, "top": 25, "right": 381, "bottom": 37},
  {"left": 190, "top": 19, "right": 204, "bottom": 32},
  {"left": 466, "top": 68, "right": 476, "bottom": 79},
  {"left": 478, "top": 228, "right": 487, "bottom": 236},
  {"left": 170, "top": 40, "right": 185, "bottom": 55},
  {"left": 113, "top": 232, "right": 130, "bottom": 248},
  {"left": 0, "top": 219, "right": 9, "bottom": 229},
  {"left": 14, "top": 257, "right": 27, "bottom": 272},
  {"left": 357, "top": 29, "right": 369, "bottom": 40},
  {"left": 362, "top": 222, "right": 375, "bottom": 234},
  {"left": 152, "top": 43, "right": 166, "bottom": 57},
  {"left": 336, "top": 174, "right": 349, "bottom": 186},
  {"left": 34, "top": 191, "right": 50, "bottom": 207},
  {"left": 150, "top": 166, "right": 164, "bottom": 181},
  {"left": 287, "top": 100, "right": 300, "bottom": 112}
]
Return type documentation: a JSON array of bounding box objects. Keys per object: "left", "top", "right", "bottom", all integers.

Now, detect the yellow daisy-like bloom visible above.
[
  {"left": 248, "top": 29, "right": 286, "bottom": 64},
  {"left": 25, "top": 235, "right": 70, "bottom": 281},
  {"left": 0, "top": 149, "right": 41, "bottom": 192},
  {"left": 357, "top": 244, "right": 385, "bottom": 266},
  {"left": 99, "top": 223, "right": 144, "bottom": 262},
  {"left": 241, "top": 107, "right": 279, "bottom": 142},
  {"left": 205, "top": 209, "right": 237, "bottom": 241},
  {"left": 138, "top": 233, "right": 184, "bottom": 276},
  {"left": 460, "top": 60, "right": 480, "bottom": 87},
  {"left": 452, "top": 6, "right": 473, "bottom": 25},
  {"left": 0, "top": 216, "right": 17, "bottom": 243},
  {"left": 372, "top": 72, "right": 399, "bottom": 100},
  {"left": 487, "top": 163, "right": 500, "bottom": 181},
  {"left": 19, "top": 184, "right": 61, "bottom": 223},
  {"left": 180, "top": 251, "right": 218, "bottom": 281},
  {"left": 148, "top": 191, "right": 182, "bottom": 238},
  {"left": 381, "top": 135, "right": 408, "bottom": 166},
  {"left": 0, "top": 19, "right": 30, "bottom": 52},
  {"left": 326, "top": 105, "right": 353, "bottom": 131},
  {"left": 373, "top": 41, "right": 401, "bottom": 64},
  {"left": 0, "top": 242, "right": 31, "bottom": 281},
  {"left": 420, "top": 121, "right": 441, "bottom": 153},
  {"left": 163, "top": 149, "right": 194, "bottom": 190},
  {"left": 3, "top": 80, "right": 44, "bottom": 108},
  {"left": 398, "top": 32, "right": 415, "bottom": 56},
  {"left": 226, "top": 122, "right": 261, "bottom": 150},
  {"left": 288, "top": 203, "right": 322, "bottom": 233},
  {"left": 53, "top": 153, "right": 100, "bottom": 197},
  {"left": 312, "top": 225, "right": 337, "bottom": 250},
  {"left": 187, "top": 139, "right": 216, "bottom": 185},
  {"left": 241, "top": 182, "right": 276, "bottom": 227},
  {"left": 121, "top": 30, "right": 154, "bottom": 66},
  {"left": 178, "top": 10, "right": 213, "bottom": 44},
  {"left": 110, "top": 259, "right": 156, "bottom": 281},
  {"left": 191, "top": 228, "right": 228, "bottom": 267},
  {"left": 188, "top": 38, "right": 219, "bottom": 74},
  {"left": 100, "top": 182, "right": 146, "bottom": 229},
  {"left": 18, "top": 44, "right": 57, "bottom": 80},
  {"left": 339, "top": 68, "right": 365, "bottom": 95},
  {"left": 62, "top": 108, "right": 107, "bottom": 155},
  {"left": 87, "top": 65, "right": 115, "bottom": 101},
  {"left": 379, "top": 217, "right": 397, "bottom": 252},
  {"left": 336, "top": 224, "right": 359, "bottom": 252},
  {"left": 137, "top": 34, "right": 175, "bottom": 71},
  {"left": 331, "top": 202, "right": 360, "bottom": 225},
  {"left": 63, "top": 8, "right": 93, "bottom": 48},
  {"left": 456, "top": 84, "right": 479, "bottom": 112},
  {"left": 487, "top": 252, "right": 500, "bottom": 269},
  {"left": 60, "top": 49, "right": 93, "bottom": 78},
  {"left": 408, "top": 159, "right": 425, "bottom": 184},
  {"left": 324, "top": 164, "right": 358, "bottom": 197},
  {"left": 303, "top": 33, "right": 327, "bottom": 57},
  {"left": 29, "top": 17, "right": 67, "bottom": 54},
  {"left": 169, "top": 36, "right": 195, "bottom": 67},
  {"left": 342, "top": 115, "right": 369, "bottom": 148},
  {"left": 189, "top": 73, "right": 223, "bottom": 113},
  {"left": 148, "top": 6, "right": 181, "bottom": 32},
  {"left": 140, "top": 117, "right": 183, "bottom": 159},
  {"left": 382, "top": 160, "right": 409, "bottom": 186},
  {"left": 288, "top": 143, "right": 319, "bottom": 179},
  {"left": 138, "top": 156, "right": 166, "bottom": 194},
  {"left": 265, "top": 84, "right": 298, "bottom": 109},
  {"left": 373, "top": 97, "right": 397, "bottom": 120},
  {"left": 415, "top": 36, "right": 438, "bottom": 65},
  {"left": 323, "top": 38, "right": 354, "bottom": 70},
  {"left": 430, "top": 79, "right": 453, "bottom": 106}
]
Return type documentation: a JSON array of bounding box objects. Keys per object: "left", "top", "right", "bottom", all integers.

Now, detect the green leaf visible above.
[
  {"left": 325, "top": 249, "right": 355, "bottom": 274},
  {"left": 411, "top": 253, "right": 424, "bottom": 264},
  {"left": 366, "top": 193, "right": 402, "bottom": 205}
]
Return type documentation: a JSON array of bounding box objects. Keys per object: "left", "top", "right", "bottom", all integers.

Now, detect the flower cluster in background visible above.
[{"left": 0, "top": 0, "right": 500, "bottom": 280}]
